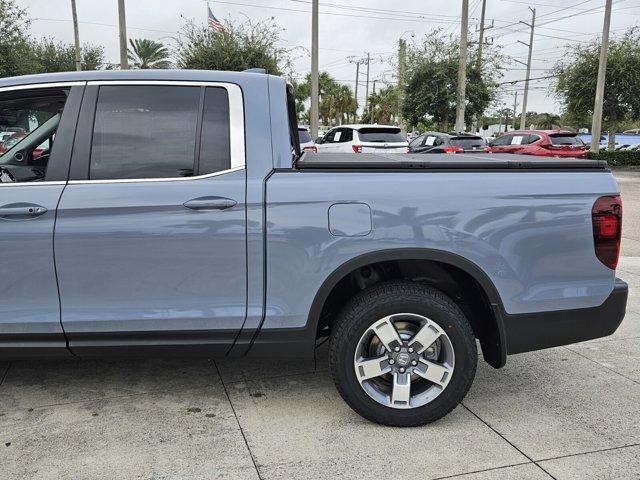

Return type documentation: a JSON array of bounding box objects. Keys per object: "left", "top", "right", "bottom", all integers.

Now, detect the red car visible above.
[
  {"left": 487, "top": 130, "right": 588, "bottom": 158},
  {"left": 0, "top": 132, "right": 45, "bottom": 159}
]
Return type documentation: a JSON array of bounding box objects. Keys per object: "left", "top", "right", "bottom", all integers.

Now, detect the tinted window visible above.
[
  {"left": 298, "top": 129, "right": 312, "bottom": 143},
  {"left": 358, "top": 128, "right": 405, "bottom": 143},
  {"left": 549, "top": 134, "right": 584, "bottom": 146},
  {"left": 324, "top": 130, "right": 337, "bottom": 143},
  {"left": 339, "top": 128, "right": 353, "bottom": 142},
  {"left": 90, "top": 86, "right": 200, "bottom": 180},
  {"left": 199, "top": 87, "right": 231, "bottom": 175},
  {"left": 409, "top": 135, "right": 424, "bottom": 147},
  {"left": 450, "top": 136, "right": 485, "bottom": 149},
  {"left": 490, "top": 135, "right": 512, "bottom": 146}
]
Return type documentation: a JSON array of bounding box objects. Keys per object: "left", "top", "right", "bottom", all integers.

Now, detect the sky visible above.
[{"left": 16, "top": 0, "right": 640, "bottom": 116}]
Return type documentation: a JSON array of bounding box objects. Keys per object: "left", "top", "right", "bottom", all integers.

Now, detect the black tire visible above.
[{"left": 329, "top": 281, "right": 477, "bottom": 427}]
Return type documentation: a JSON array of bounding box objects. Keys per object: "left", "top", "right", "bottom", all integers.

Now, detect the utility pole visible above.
[
  {"left": 590, "top": 0, "right": 613, "bottom": 153},
  {"left": 512, "top": 91, "right": 518, "bottom": 130},
  {"left": 397, "top": 39, "right": 407, "bottom": 132},
  {"left": 519, "top": 7, "right": 535, "bottom": 130},
  {"left": 364, "top": 52, "right": 370, "bottom": 121},
  {"left": 70, "top": 0, "right": 81, "bottom": 71},
  {"left": 476, "top": 0, "right": 487, "bottom": 69},
  {"left": 455, "top": 0, "right": 469, "bottom": 133},
  {"left": 370, "top": 80, "right": 377, "bottom": 124},
  {"left": 117, "top": 0, "right": 129, "bottom": 69},
  {"left": 353, "top": 60, "right": 360, "bottom": 123},
  {"left": 310, "top": 0, "right": 319, "bottom": 138}
]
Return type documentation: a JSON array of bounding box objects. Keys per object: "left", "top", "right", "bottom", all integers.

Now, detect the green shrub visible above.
[{"left": 587, "top": 149, "right": 640, "bottom": 166}]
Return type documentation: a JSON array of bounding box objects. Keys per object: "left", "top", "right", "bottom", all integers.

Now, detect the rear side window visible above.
[
  {"left": 549, "top": 134, "right": 584, "bottom": 146},
  {"left": 357, "top": 128, "right": 405, "bottom": 143},
  {"left": 199, "top": 87, "right": 231, "bottom": 175},
  {"left": 90, "top": 86, "right": 200, "bottom": 180},
  {"left": 490, "top": 135, "right": 512, "bottom": 146}
]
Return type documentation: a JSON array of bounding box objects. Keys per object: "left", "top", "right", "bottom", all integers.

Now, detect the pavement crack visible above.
[
  {"left": 213, "top": 360, "right": 263, "bottom": 480},
  {"left": 461, "top": 402, "right": 558, "bottom": 480}
]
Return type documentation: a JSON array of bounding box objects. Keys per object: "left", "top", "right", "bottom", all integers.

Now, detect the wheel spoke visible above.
[
  {"left": 355, "top": 356, "right": 390, "bottom": 381},
  {"left": 391, "top": 372, "right": 411, "bottom": 407},
  {"left": 371, "top": 316, "right": 403, "bottom": 351},
  {"left": 414, "top": 359, "right": 453, "bottom": 387},
  {"left": 408, "top": 321, "right": 442, "bottom": 354}
]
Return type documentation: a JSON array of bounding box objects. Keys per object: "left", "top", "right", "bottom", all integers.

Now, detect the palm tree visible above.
[
  {"left": 127, "top": 38, "right": 171, "bottom": 69},
  {"left": 535, "top": 112, "right": 561, "bottom": 130}
]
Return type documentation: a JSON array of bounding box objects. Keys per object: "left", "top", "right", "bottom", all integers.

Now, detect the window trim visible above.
[
  {"left": 69, "top": 80, "right": 245, "bottom": 185},
  {"left": 0, "top": 81, "right": 85, "bottom": 187}
]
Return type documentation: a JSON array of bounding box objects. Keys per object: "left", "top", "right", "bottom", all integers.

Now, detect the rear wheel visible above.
[{"left": 329, "top": 281, "right": 477, "bottom": 426}]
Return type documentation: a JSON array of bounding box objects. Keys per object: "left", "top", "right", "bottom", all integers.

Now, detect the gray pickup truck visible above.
[{"left": 0, "top": 70, "right": 627, "bottom": 426}]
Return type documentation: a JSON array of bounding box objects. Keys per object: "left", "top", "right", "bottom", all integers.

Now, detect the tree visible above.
[
  {"left": 128, "top": 38, "right": 171, "bottom": 69},
  {"left": 533, "top": 112, "right": 561, "bottom": 129},
  {"left": 29, "top": 38, "right": 104, "bottom": 73},
  {"left": 363, "top": 85, "right": 398, "bottom": 124},
  {"left": 295, "top": 72, "right": 356, "bottom": 126},
  {"left": 554, "top": 27, "right": 640, "bottom": 149},
  {"left": 402, "top": 31, "right": 502, "bottom": 131},
  {"left": 176, "top": 17, "right": 292, "bottom": 75},
  {"left": 0, "top": 0, "right": 33, "bottom": 77}
]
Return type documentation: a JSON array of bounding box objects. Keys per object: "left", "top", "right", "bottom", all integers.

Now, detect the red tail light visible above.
[
  {"left": 303, "top": 145, "right": 317, "bottom": 153},
  {"left": 592, "top": 195, "right": 622, "bottom": 269},
  {"left": 443, "top": 146, "right": 464, "bottom": 154},
  {"left": 352, "top": 145, "right": 362, "bottom": 153}
]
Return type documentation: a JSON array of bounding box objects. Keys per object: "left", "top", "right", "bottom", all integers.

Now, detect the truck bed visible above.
[{"left": 296, "top": 152, "right": 607, "bottom": 170}]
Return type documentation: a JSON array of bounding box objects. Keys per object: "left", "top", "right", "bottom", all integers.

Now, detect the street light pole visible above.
[
  {"left": 455, "top": 0, "right": 469, "bottom": 133},
  {"left": 310, "top": 0, "right": 319, "bottom": 138},
  {"left": 117, "top": 0, "right": 129, "bottom": 70},
  {"left": 70, "top": 0, "right": 81, "bottom": 71},
  {"left": 590, "top": 0, "right": 613, "bottom": 153},
  {"left": 519, "top": 8, "right": 535, "bottom": 130}
]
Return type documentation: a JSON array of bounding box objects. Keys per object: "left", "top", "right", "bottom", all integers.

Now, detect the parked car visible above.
[
  {"left": 488, "top": 130, "right": 588, "bottom": 158},
  {"left": 0, "top": 131, "right": 47, "bottom": 159},
  {"left": 298, "top": 125, "right": 316, "bottom": 153},
  {"left": 316, "top": 124, "right": 408, "bottom": 153},
  {"left": 0, "top": 70, "right": 628, "bottom": 427},
  {"left": 409, "top": 132, "right": 487, "bottom": 154},
  {"left": 622, "top": 128, "right": 640, "bottom": 135}
]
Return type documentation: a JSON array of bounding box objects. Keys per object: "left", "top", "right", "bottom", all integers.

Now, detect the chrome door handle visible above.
[
  {"left": 0, "top": 203, "right": 48, "bottom": 218},
  {"left": 183, "top": 196, "right": 237, "bottom": 210}
]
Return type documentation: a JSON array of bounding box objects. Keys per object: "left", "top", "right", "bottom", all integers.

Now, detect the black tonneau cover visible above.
[{"left": 296, "top": 152, "right": 607, "bottom": 170}]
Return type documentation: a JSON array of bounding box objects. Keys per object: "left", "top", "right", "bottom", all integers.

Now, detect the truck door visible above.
[
  {"left": 54, "top": 82, "right": 247, "bottom": 357},
  {"left": 0, "top": 83, "right": 83, "bottom": 358}
]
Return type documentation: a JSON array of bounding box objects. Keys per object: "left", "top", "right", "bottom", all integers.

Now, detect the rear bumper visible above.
[{"left": 503, "top": 278, "right": 628, "bottom": 355}]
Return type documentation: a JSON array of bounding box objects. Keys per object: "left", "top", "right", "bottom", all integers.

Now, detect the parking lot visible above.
[{"left": 0, "top": 171, "right": 638, "bottom": 480}]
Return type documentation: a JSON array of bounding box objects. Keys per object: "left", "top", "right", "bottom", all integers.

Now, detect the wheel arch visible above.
[{"left": 308, "top": 248, "right": 507, "bottom": 368}]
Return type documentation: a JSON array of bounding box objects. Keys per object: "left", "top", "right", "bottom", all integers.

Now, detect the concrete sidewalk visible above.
[{"left": 1, "top": 172, "right": 639, "bottom": 480}]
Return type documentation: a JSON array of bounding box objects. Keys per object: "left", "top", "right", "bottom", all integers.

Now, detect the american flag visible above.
[{"left": 208, "top": 5, "right": 224, "bottom": 32}]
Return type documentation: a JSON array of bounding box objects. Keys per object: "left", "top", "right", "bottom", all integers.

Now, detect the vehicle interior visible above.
[{"left": 0, "top": 90, "right": 68, "bottom": 183}]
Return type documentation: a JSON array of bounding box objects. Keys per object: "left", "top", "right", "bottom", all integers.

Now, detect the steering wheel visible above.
[{"left": 0, "top": 166, "right": 16, "bottom": 183}]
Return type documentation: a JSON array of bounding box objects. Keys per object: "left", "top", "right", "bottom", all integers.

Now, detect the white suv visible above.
[{"left": 316, "top": 125, "right": 408, "bottom": 154}]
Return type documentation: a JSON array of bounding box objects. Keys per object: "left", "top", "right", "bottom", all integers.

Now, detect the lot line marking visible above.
[
  {"left": 536, "top": 442, "right": 640, "bottom": 464},
  {"left": 461, "top": 403, "right": 559, "bottom": 480},
  {"left": 0, "top": 363, "right": 11, "bottom": 387},
  {"left": 563, "top": 345, "right": 640, "bottom": 386},
  {"left": 213, "top": 360, "right": 263, "bottom": 480},
  {"left": 429, "top": 461, "right": 540, "bottom": 480}
]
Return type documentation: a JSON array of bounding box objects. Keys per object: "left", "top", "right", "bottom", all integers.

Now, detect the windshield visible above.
[
  {"left": 298, "top": 129, "right": 312, "bottom": 143},
  {"left": 450, "top": 136, "right": 485, "bottom": 149},
  {"left": 358, "top": 128, "right": 405, "bottom": 143},
  {"left": 549, "top": 134, "right": 584, "bottom": 146}
]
